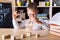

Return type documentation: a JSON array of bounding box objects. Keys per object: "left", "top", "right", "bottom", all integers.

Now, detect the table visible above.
[{"left": 0, "top": 28, "right": 60, "bottom": 40}]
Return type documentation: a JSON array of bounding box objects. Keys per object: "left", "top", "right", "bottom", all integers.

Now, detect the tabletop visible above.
[{"left": 0, "top": 28, "right": 60, "bottom": 40}]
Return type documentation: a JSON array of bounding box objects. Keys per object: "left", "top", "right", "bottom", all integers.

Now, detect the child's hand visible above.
[{"left": 12, "top": 11, "right": 20, "bottom": 19}]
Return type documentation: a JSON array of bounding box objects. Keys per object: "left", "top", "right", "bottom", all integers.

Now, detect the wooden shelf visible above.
[
  {"left": 14, "top": 6, "right": 50, "bottom": 8},
  {"left": 52, "top": 6, "right": 60, "bottom": 7},
  {"left": 14, "top": 6, "right": 27, "bottom": 7},
  {"left": 0, "top": 0, "right": 12, "bottom": 2},
  {"left": 37, "top": 6, "right": 50, "bottom": 7}
]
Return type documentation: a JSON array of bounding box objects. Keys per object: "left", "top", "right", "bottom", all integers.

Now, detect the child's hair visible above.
[{"left": 27, "top": 2, "right": 38, "bottom": 11}]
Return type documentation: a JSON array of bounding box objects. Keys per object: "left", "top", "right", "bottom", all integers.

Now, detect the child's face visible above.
[{"left": 27, "top": 8, "right": 38, "bottom": 19}]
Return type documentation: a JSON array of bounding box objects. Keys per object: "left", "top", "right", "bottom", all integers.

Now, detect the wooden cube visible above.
[
  {"left": 2, "top": 34, "right": 11, "bottom": 40},
  {"left": 11, "top": 35, "right": 16, "bottom": 40},
  {"left": 35, "top": 34, "right": 40, "bottom": 38}
]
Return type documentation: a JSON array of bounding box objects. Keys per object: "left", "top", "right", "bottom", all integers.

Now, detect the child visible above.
[{"left": 12, "top": 2, "right": 49, "bottom": 31}]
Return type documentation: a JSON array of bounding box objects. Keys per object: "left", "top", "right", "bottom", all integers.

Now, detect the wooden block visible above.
[
  {"left": 35, "top": 34, "right": 40, "bottom": 38},
  {"left": 26, "top": 33, "right": 30, "bottom": 37},
  {"left": 23, "top": 34, "right": 26, "bottom": 38},
  {"left": 2, "top": 34, "right": 11, "bottom": 40},
  {"left": 11, "top": 35, "right": 16, "bottom": 40},
  {"left": 20, "top": 34, "right": 23, "bottom": 39},
  {"left": 20, "top": 34, "right": 26, "bottom": 39},
  {"left": 15, "top": 36, "right": 21, "bottom": 40}
]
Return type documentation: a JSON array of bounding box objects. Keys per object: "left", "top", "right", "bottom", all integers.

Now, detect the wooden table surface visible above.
[{"left": 0, "top": 28, "right": 60, "bottom": 40}]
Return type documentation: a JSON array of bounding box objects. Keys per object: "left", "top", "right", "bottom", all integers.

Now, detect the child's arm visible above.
[{"left": 12, "top": 11, "right": 20, "bottom": 29}]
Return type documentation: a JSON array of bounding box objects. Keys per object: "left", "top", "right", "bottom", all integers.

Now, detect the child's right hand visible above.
[{"left": 12, "top": 11, "right": 20, "bottom": 19}]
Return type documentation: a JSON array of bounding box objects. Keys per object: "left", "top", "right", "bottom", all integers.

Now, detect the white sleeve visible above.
[{"left": 12, "top": 17, "right": 19, "bottom": 29}]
